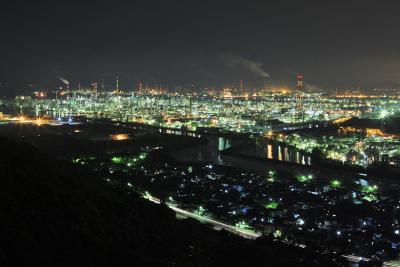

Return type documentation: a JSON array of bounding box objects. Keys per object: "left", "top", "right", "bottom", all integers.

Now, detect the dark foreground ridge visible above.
[{"left": 0, "top": 138, "right": 349, "bottom": 266}]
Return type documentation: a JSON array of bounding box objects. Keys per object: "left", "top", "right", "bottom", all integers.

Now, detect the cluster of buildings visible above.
[
  {"left": 4, "top": 87, "right": 399, "bottom": 135},
  {"left": 74, "top": 148, "right": 400, "bottom": 262},
  {"left": 266, "top": 129, "right": 400, "bottom": 168},
  {"left": 2, "top": 86, "right": 400, "bottom": 171}
]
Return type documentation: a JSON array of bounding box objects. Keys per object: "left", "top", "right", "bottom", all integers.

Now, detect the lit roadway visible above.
[
  {"left": 143, "top": 193, "right": 261, "bottom": 239},
  {"left": 343, "top": 255, "right": 400, "bottom": 267},
  {"left": 384, "top": 260, "right": 400, "bottom": 267},
  {"left": 167, "top": 204, "right": 262, "bottom": 240}
]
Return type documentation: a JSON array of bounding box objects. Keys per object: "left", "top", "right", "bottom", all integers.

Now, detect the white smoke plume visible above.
[
  {"left": 58, "top": 75, "right": 70, "bottom": 85},
  {"left": 223, "top": 53, "right": 270, "bottom": 79}
]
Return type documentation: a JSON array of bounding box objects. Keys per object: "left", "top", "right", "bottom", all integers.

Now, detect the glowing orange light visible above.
[{"left": 110, "top": 134, "right": 129, "bottom": 140}]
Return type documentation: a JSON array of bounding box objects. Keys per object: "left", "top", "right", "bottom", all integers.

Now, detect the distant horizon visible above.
[
  {"left": 1, "top": 1, "right": 400, "bottom": 95},
  {"left": 2, "top": 79, "right": 400, "bottom": 98}
]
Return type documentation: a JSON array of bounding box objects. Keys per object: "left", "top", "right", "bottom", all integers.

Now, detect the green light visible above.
[
  {"left": 111, "top": 156, "right": 124, "bottom": 164},
  {"left": 266, "top": 170, "right": 277, "bottom": 182},
  {"left": 273, "top": 229, "right": 282, "bottom": 238},
  {"left": 297, "top": 174, "right": 313, "bottom": 183},
  {"left": 361, "top": 184, "right": 378, "bottom": 194},
  {"left": 330, "top": 179, "right": 341, "bottom": 188},
  {"left": 265, "top": 201, "right": 279, "bottom": 209},
  {"left": 195, "top": 206, "right": 206, "bottom": 216},
  {"left": 235, "top": 221, "right": 251, "bottom": 230},
  {"left": 363, "top": 194, "right": 377, "bottom": 202},
  {"left": 111, "top": 152, "right": 147, "bottom": 165}
]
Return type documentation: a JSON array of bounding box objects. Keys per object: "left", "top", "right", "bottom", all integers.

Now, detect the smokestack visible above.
[
  {"left": 297, "top": 74, "right": 303, "bottom": 89},
  {"left": 92, "top": 81, "right": 98, "bottom": 92},
  {"left": 116, "top": 76, "right": 119, "bottom": 92},
  {"left": 296, "top": 74, "right": 304, "bottom": 113}
]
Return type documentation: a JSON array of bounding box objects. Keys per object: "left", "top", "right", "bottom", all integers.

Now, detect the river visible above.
[{"left": 170, "top": 135, "right": 312, "bottom": 171}]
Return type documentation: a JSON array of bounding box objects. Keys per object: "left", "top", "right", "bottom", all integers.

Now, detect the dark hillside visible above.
[{"left": 0, "top": 138, "right": 347, "bottom": 266}]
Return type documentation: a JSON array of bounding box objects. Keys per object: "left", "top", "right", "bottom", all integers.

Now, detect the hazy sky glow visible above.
[{"left": 1, "top": 0, "right": 400, "bottom": 94}]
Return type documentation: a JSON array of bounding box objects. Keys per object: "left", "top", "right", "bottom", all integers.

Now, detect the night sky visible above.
[{"left": 1, "top": 0, "right": 400, "bottom": 94}]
